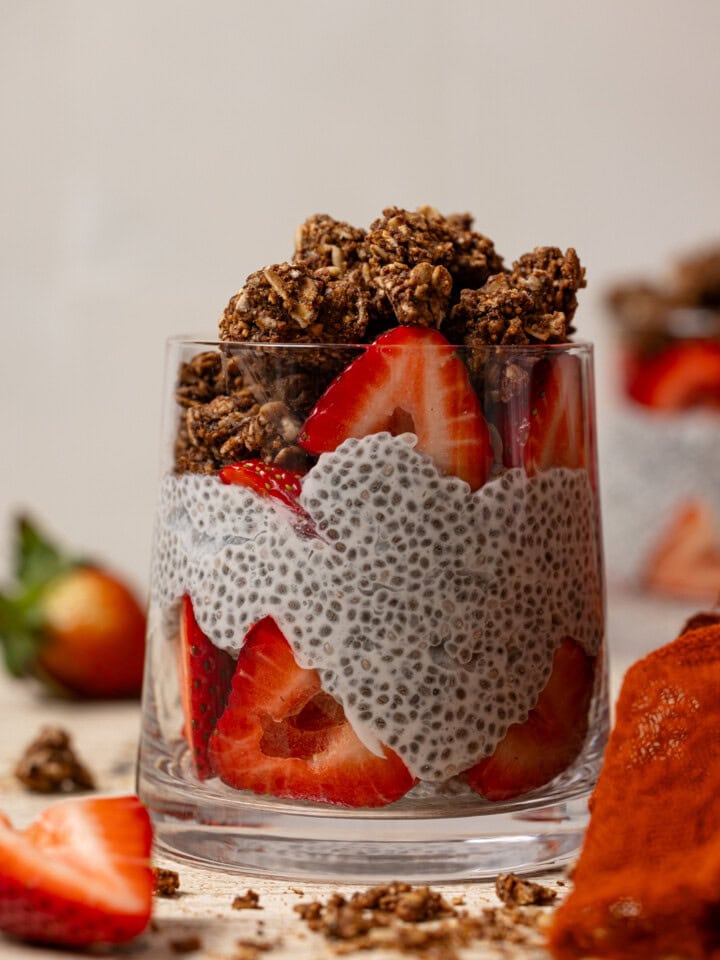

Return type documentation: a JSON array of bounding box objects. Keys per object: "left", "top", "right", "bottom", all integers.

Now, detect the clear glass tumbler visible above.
[
  {"left": 603, "top": 304, "right": 720, "bottom": 600},
  {"left": 137, "top": 334, "right": 608, "bottom": 881}
]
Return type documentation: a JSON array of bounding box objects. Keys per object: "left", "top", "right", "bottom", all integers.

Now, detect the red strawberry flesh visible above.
[
  {"left": 179, "top": 593, "right": 235, "bottom": 780},
  {"left": 208, "top": 617, "right": 416, "bottom": 807},
  {"left": 299, "top": 326, "right": 493, "bottom": 490},
  {"left": 626, "top": 340, "right": 720, "bottom": 410},
  {"left": 0, "top": 796, "right": 152, "bottom": 947},
  {"left": 466, "top": 638, "right": 594, "bottom": 802},
  {"left": 219, "top": 460, "right": 314, "bottom": 535},
  {"left": 523, "top": 352, "right": 586, "bottom": 475}
]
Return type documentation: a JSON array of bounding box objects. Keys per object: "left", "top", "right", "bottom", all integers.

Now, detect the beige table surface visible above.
[{"left": 0, "top": 585, "right": 703, "bottom": 960}]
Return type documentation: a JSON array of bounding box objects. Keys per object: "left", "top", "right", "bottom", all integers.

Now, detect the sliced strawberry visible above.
[
  {"left": 219, "top": 460, "right": 314, "bottom": 535},
  {"left": 626, "top": 340, "right": 720, "bottom": 410},
  {"left": 522, "top": 353, "right": 586, "bottom": 475},
  {"left": 208, "top": 617, "right": 416, "bottom": 807},
  {"left": 299, "top": 326, "right": 492, "bottom": 490},
  {"left": 179, "top": 594, "right": 235, "bottom": 780},
  {"left": 465, "top": 638, "right": 594, "bottom": 802},
  {"left": 0, "top": 796, "right": 152, "bottom": 947},
  {"left": 644, "top": 499, "right": 720, "bottom": 601}
]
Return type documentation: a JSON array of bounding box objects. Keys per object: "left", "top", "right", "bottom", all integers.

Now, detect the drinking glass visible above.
[
  {"left": 137, "top": 336, "right": 608, "bottom": 881},
  {"left": 603, "top": 305, "right": 720, "bottom": 600}
]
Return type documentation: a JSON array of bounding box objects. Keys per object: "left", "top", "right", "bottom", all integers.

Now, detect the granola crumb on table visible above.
[
  {"left": 14, "top": 726, "right": 95, "bottom": 793},
  {"left": 293, "top": 882, "right": 551, "bottom": 957},
  {"left": 232, "top": 889, "right": 263, "bottom": 910},
  {"left": 152, "top": 867, "right": 181, "bottom": 897},
  {"left": 495, "top": 872, "right": 558, "bottom": 907},
  {"left": 168, "top": 934, "right": 203, "bottom": 954}
]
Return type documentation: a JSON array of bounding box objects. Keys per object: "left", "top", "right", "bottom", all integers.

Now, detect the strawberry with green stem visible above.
[{"left": 0, "top": 517, "right": 146, "bottom": 698}]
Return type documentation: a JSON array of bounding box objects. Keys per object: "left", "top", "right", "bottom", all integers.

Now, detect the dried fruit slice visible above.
[
  {"left": 179, "top": 594, "right": 235, "bottom": 779},
  {"left": 465, "top": 638, "right": 594, "bottom": 802},
  {"left": 208, "top": 617, "right": 416, "bottom": 806},
  {"left": 644, "top": 500, "right": 720, "bottom": 601},
  {"left": 0, "top": 796, "right": 152, "bottom": 947},
  {"left": 299, "top": 326, "right": 492, "bottom": 490}
]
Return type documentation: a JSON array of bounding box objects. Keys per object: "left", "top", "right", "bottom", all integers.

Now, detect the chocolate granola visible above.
[
  {"left": 293, "top": 214, "right": 367, "bottom": 276},
  {"left": 451, "top": 247, "right": 585, "bottom": 347},
  {"left": 152, "top": 867, "right": 181, "bottom": 897},
  {"left": 173, "top": 206, "right": 583, "bottom": 475},
  {"left": 14, "top": 726, "right": 95, "bottom": 793},
  {"left": 495, "top": 872, "right": 557, "bottom": 907},
  {"left": 220, "top": 263, "right": 368, "bottom": 345}
]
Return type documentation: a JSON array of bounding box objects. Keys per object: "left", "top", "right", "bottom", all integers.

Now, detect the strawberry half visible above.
[
  {"left": 299, "top": 326, "right": 493, "bottom": 490},
  {"left": 179, "top": 594, "right": 235, "bottom": 780},
  {"left": 465, "top": 638, "right": 594, "bottom": 802},
  {"left": 644, "top": 499, "right": 720, "bottom": 601},
  {"left": 219, "top": 460, "right": 314, "bottom": 535},
  {"left": 522, "top": 352, "right": 586, "bottom": 475},
  {"left": 626, "top": 340, "right": 720, "bottom": 410},
  {"left": 0, "top": 796, "right": 153, "bottom": 947},
  {"left": 208, "top": 617, "right": 416, "bottom": 807}
]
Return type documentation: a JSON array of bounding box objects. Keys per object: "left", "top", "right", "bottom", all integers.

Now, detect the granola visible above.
[
  {"left": 672, "top": 245, "right": 720, "bottom": 307},
  {"left": 14, "top": 726, "right": 95, "bottom": 794},
  {"left": 376, "top": 261, "right": 453, "bottom": 328},
  {"left": 294, "top": 884, "right": 548, "bottom": 958},
  {"left": 232, "top": 889, "right": 262, "bottom": 910},
  {"left": 174, "top": 208, "right": 584, "bottom": 487},
  {"left": 220, "top": 262, "right": 368, "bottom": 344},
  {"left": 293, "top": 213, "right": 367, "bottom": 275},
  {"left": 450, "top": 247, "right": 585, "bottom": 347},
  {"left": 495, "top": 872, "right": 557, "bottom": 907},
  {"left": 152, "top": 867, "right": 180, "bottom": 897}
]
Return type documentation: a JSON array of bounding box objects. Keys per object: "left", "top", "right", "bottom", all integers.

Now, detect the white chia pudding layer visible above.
[
  {"left": 602, "top": 409, "right": 720, "bottom": 583},
  {"left": 151, "top": 432, "right": 603, "bottom": 781}
]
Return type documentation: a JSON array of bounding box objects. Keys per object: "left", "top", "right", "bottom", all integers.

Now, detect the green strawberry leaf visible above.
[
  {"left": 14, "top": 515, "right": 70, "bottom": 589},
  {"left": 0, "top": 516, "right": 80, "bottom": 679},
  {"left": 0, "top": 593, "right": 44, "bottom": 676}
]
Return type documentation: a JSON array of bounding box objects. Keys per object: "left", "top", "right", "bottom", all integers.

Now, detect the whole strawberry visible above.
[{"left": 0, "top": 517, "right": 146, "bottom": 698}]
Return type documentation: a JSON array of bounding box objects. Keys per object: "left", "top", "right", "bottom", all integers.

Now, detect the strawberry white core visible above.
[{"left": 152, "top": 432, "right": 603, "bottom": 781}]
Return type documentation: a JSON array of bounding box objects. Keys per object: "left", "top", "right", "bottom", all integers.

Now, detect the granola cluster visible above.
[
  {"left": 608, "top": 243, "right": 720, "bottom": 337},
  {"left": 14, "top": 726, "right": 95, "bottom": 794},
  {"left": 173, "top": 349, "right": 341, "bottom": 474},
  {"left": 174, "top": 207, "right": 585, "bottom": 474},
  {"left": 450, "top": 247, "right": 585, "bottom": 347}
]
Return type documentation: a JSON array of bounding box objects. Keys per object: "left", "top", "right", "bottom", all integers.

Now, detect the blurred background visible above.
[{"left": 2, "top": 0, "right": 720, "bottom": 601}]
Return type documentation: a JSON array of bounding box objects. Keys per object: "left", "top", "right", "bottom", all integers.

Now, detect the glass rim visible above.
[{"left": 167, "top": 334, "right": 595, "bottom": 354}]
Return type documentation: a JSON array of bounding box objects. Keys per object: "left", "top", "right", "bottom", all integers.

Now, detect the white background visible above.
[{"left": 2, "top": 0, "right": 720, "bottom": 590}]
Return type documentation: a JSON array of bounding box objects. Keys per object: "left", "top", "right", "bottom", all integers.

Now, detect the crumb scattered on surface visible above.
[
  {"left": 233, "top": 889, "right": 262, "bottom": 910},
  {"left": 495, "top": 873, "right": 557, "bottom": 907},
  {"left": 169, "top": 934, "right": 202, "bottom": 954},
  {"left": 14, "top": 726, "right": 95, "bottom": 793},
  {"left": 152, "top": 867, "right": 180, "bottom": 897},
  {"left": 293, "top": 883, "right": 547, "bottom": 957},
  {"left": 233, "top": 937, "right": 279, "bottom": 960}
]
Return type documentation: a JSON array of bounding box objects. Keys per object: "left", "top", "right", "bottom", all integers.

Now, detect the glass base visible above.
[
  {"left": 139, "top": 727, "right": 600, "bottom": 881},
  {"left": 149, "top": 799, "right": 589, "bottom": 883}
]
